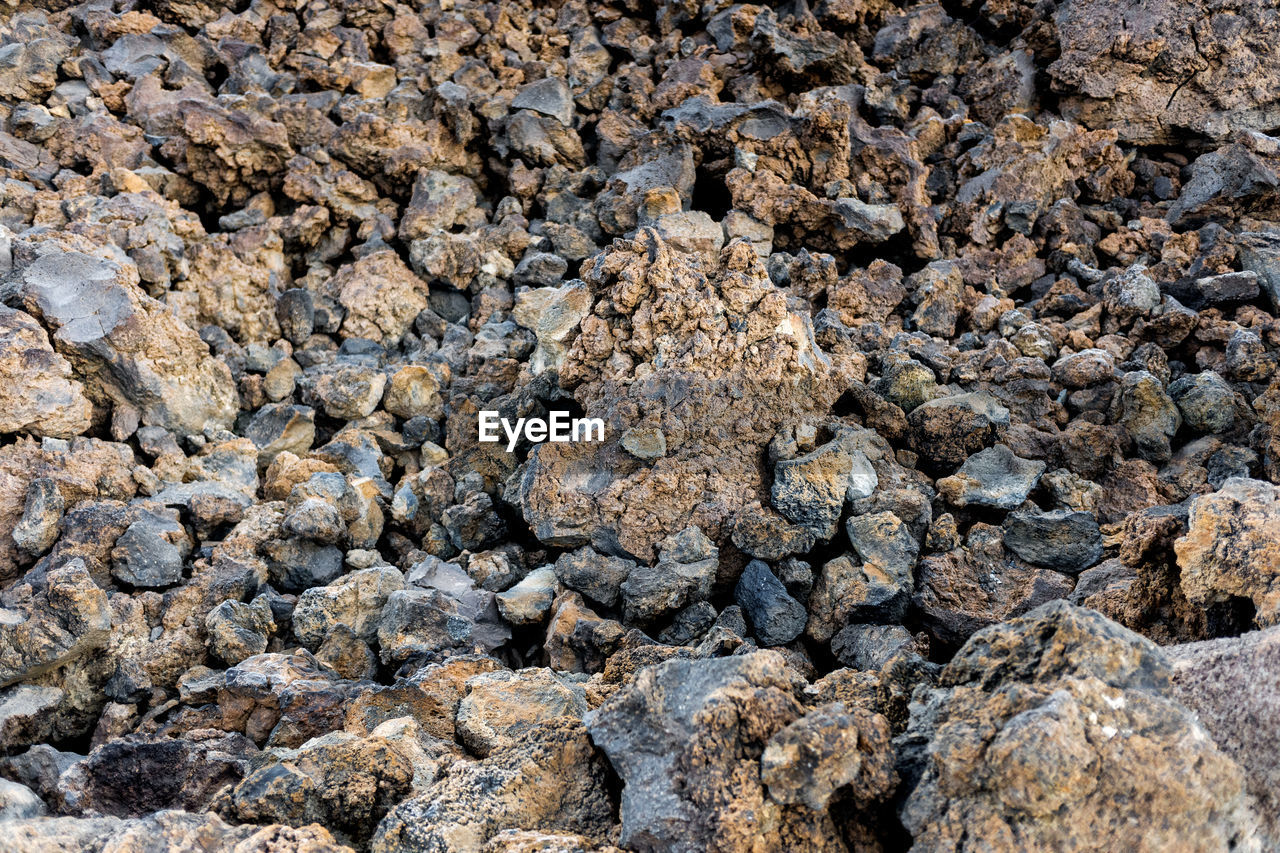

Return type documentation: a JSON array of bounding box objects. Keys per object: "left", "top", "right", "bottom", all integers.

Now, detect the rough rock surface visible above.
[{"left": 0, "top": 0, "right": 1278, "bottom": 849}]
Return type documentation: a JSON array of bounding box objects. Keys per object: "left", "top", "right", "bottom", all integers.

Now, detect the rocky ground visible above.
[{"left": 0, "top": 0, "right": 1278, "bottom": 850}]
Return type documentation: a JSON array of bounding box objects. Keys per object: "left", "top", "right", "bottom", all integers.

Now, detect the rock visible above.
[
  {"left": 845, "top": 511, "right": 920, "bottom": 583},
  {"left": 383, "top": 366, "right": 443, "bottom": 421},
  {"left": 1169, "top": 371, "right": 1250, "bottom": 435},
  {"left": 1050, "top": 0, "right": 1280, "bottom": 144},
  {"left": 205, "top": 597, "right": 275, "bottom": 665},
  {"left": 1177, "top": 478, "right": 1280, "bottom": 626},
  {"left": 244, "top": 403, "right": 316, "bottom": 467},
  {"left": 511, "top": 281, "right": 592, "bottom": 375},
  {"left": 456, "top": 668, "right": 587, "bottom": 757},
  {"left": 1170, "top": 627, "right": 1280, "bottom": 849},
  {"left": 586, "top": 652, "right": 852, "bottom": 852},
  {"left": 831, "top": 624, "right": 917, "bottom": 670},
  {"left": 12, "top": 476, "right": 64, "bottom": 556},
  {"left": 294, "top": 566, "right": 406, "bottom": 649},
  {"left": 399, "top": 170, "right": 483, "bottom": 241},
  {"left": 495, "top": 567, "right": 560, "bottom": 625},
  {"left": 316, "top": 625, "right": 379, "bottom": 681},
  {"left": 62, "top": 732, "right": 256, "bottom": 817},
  {"left": 734, "top": 560, "right": 806, "bottom": 647},
  {"left": 900, "top": 601, "right": 1260, "bottom": 851},
  {"left": 0, "top": 778, "right": 44, "bottom": 821},
  {"left": 771, "top": 436, "right": 860, "bottom": 540},
  {"left": 760, "top": 702, "right": 895, "bottom": 811},
  {"left": 0, "top": 560, "right": 111, "bottom": 688},
  {"left": 0, "top": 305, "right": 91, "bottom": 438},
  {"left": 1112, "top": 371, "right": 1181, "bottom": 463},
  {"left": 1003, "top": 509, "right": 1104, "bottom": 574},
  {"left": 937, "top": 445, "right": 1045, "bottom": 510},
  {"left": 302, "top": 363, "right": 388, "bottom": 421},
  {"left": 552, "top": 547, "right": 634, "bottom": 609},
  {"left": 371, "top": 720, "right": 614, "bottom": 853},
  {"left": 110, "top": 508, "right": 191, "bottom": 588},
  {"left": 5, "top": 811, "right": 353, "bottom": 852},
  {"left": 8, "top": 248, "right": 237, "bottom": 434},
  {"left": 1101, "top": 264, "right": 1161, "bottom": 324},
  {"left": 511, "top": 77, "right": 575, "bottom": 127},
  {"left": 543, "top": 592, "right": 625, "bottom": 674},
  {"left": 263, "top": 537, "right": 345, "bottom": 593},
  {"left": 1052, "top": 348, "right": 1116, "bottom": 388},
  {"left": 620, "top": 426, "right": 667, "bottom": 460},
  {"left": 914, "top": 526, "right": 1076, "bottom": 645},
  {"left": 907, "top": 393, "right": 1009, "bottom": 473},
  {"left": 228, "top": 731, "right": 413, "bottom": 846},
  {"left": 620, "top": 526, "right": 717, "bottom": 625}
]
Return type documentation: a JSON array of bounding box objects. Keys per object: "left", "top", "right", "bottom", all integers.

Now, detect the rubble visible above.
[{"left": 0, "top": 0, "right": 1277, "bottom": 848}]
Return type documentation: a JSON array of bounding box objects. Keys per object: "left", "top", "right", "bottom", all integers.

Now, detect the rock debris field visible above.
[{"left": 1, "top": 0, "right": 1280, "bottom": 850}]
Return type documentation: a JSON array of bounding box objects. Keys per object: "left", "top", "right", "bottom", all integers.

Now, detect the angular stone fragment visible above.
[
  {"left": 586, "top": 652, "right": 850, "bottom": 852},
  {"left": 937, "top": 445, "right": 1045, "bottom": 510},
  {"left": 0, "top": 306, "right": 91, "bottom": 438},
  {"left": 900, "top": 602, "right": 1260, "bottom": 851},
  {"left": 760, "top": 702, "right": 894, "bottom": 810},
  {"left": 734, "top": 560, "right": 806, "bottom": 646},
  {"left": 907, "top": 393, "right": 1009, "bottom": 473},
  {"left": 8, "top": 249, "right": 237, "bottom": 434},
  {"left": 1003, "top": 509, "right": 1104, "bottom": 575}
]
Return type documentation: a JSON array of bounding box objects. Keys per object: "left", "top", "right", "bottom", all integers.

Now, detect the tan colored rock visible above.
[
  {"left": 1176, "top": 478, "right": 1280, "bottom": 626},
  {"left": 901, "top": 602, "right": 1261, "bottom": 852},
  {"left": 382, "top": 366, "right": 442, "bottom": 421},
  {"left": 10, "top": 247, "right": 237, "bottom": 435},
  {"left": 520, "top": 231, "right": 843, "bottom": 560},
  {"left": 0, "top": 306, "right": 92, "bottom": 438},
  {"left": 324, "top": 251, "right": 428, "bottom": 347}
]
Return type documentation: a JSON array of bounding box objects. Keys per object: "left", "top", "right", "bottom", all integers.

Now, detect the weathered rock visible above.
[
  {"left": 586, "top": 652, "right": 853, "bottom": 852},
  {"left": 937, "top": 445, "right": 1045, "bottom": 510},
  {"left": 5, "top": 811, "right": 353, "bottom": 852},
  {"left": 206, "top": 597, "right": 276, "bottom": 665},
  {"left": 1050, "top": 0, "right": 1280, "bottom": 144},
  {"left": 1003, "top": 509, "right": 1104, "bottom": 575},
  {"left": 0, "top": 560, "right": 110, "bottom": 688},
  {"left": 908, "top": 393, "right": 1010, "bottom": 473},
  {"left": 900, "top": 601, "right": 1261, "bottom": 851},
  {"left": 760, "top": 702, "right": 895, "bottom": 811},
  {"left": 12, "top": 477, "right": 64, "bottom": 556},
  {"left": 620, "top": 526, "right": 717, "bottom": 625},
  {"left": 1177, "top": 478, "right": 1280, "bottom": 626},
  {"left": 0, "top": 306, "right": 92, "bottom": 438},
  {"left": 371, "top": 720, "right": 614, "bottom": 853},
  {"left": 7, "top": 248, "right": 237, "bottom": 434},
  {"left": 456, "top": 668, "right": 587, "bottom": 757},
  {"left": 1170, "top": 627, "right": 1280, "bottom": 849},
  {"left": 734, "top": 560, "right": 806, "bottom": 647},
  {"left": 293, "top": 566, "right": 405, "bottom": 649}
]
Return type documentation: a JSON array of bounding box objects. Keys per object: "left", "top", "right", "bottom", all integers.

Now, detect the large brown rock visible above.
[
  {"left": 7, "top": 246, "right": 237, "bottom": 435},
  {"left": 1176, "top": 478, "right": 1280, "bottom": 626},
  {"left": 1170, "top": 627, "right": 1280, "bottom": 849},
  {"left": 519, "top": 231, "right": 845, "bottom": 561},
  {"left": 900, "top": 601, "right": 1261, "bottom": 852},
  {"left": 1050, "top": 0, "right": 1280, "bottom": 144}
]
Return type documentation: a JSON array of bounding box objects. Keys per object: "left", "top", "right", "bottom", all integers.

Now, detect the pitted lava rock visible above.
[{"left": 0, "top": 0, "right": 1277, "bottom": 850}]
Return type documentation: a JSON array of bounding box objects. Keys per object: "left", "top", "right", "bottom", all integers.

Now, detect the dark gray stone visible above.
[
  {"left": 831, "top": 623, "right": 916, "bottom": 669},
  {"left": 553, "top": 547, "right": 635, "bottom": 608},
  {"left": 110, "top": 509, "right": 189, "bottom": 588},
  {"left": 734, "top": 560, "right": 806, "bottom": 647},
  {"left": 1004, "top": 509, "right": 1104, "bottom": 574},
  {"left": 937, "top": 445, "right": 1046, "bottom": 510}
]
